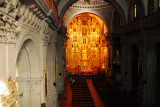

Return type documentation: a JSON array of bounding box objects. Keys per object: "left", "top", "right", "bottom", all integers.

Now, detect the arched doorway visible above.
[
  {"left": 16, "top": 39, "right": 41, "bottom": 107},
  {"left": 65, "top": 13, "right": 112, "bottom": 76}
]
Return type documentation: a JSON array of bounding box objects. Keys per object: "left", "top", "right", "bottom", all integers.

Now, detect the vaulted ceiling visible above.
[{"left": 55, "top": 0, "right": 148, "bottom": 24}]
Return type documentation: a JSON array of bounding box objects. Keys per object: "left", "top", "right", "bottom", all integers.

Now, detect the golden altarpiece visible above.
[{"left": 66, "top": 13, "right": 112, "bottom": 74}]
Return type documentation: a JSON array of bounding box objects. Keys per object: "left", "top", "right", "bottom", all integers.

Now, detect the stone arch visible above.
[
  {"left": 64, "top": 11, "right": 109, "bottom": 32},
  {"left": 59, "top": 0, "right": 126, "bottom": 25},
  {"left": 16, "top": 39, "right": 41, "bottom": 107},
  {"left": 17, "top": 39, "right": 40, "bottom": 77}
]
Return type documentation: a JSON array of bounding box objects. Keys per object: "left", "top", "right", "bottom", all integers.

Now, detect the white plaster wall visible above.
[
  {"left": 17, "top": 46, "right": 30, "bottom": 78},
  {"left": 18, "top": 82, "right": 31, "bottom": 107},
  {"left": 30, "top": 80, "right": 41, "bottom": 107},
  {"left": 0, "top": 43, "right": 16, "bottom": 82},
  {"left": 8, "top": 44, "right": 16, "bottom": 80},
  {"left": 25, "top": 40, "right": 40, "bottom": 77}
]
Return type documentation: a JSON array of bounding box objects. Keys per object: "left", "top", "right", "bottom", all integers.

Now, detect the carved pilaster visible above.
[{"left": 40, "top": 21, "right": 50, "bottom": 46}]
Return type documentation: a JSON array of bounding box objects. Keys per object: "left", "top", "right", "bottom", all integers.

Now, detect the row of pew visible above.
[
  {"left": 92, "top": 77, "right": 141, "bottom": 107},
  {"left": 72, "top": 77, "right": 95, "bottom": 107}
]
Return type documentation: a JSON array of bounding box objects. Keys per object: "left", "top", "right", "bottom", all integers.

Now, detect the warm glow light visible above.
[
  {"left": 66, "top": 13, "right": 112, "bottom": 74},
  {"left": 134, "top": 4, "right": 136, "bottom": 18},
  {"left": 0, "top": 81, "right": 9, "bottom": 107},
  {"left": 0, "top": 82, "right": 9, "bottom": 96}
]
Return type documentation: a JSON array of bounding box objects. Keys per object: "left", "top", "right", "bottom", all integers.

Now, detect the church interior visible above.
[{"left": 0, "top": 0, "right": 160, "bottom": 107}]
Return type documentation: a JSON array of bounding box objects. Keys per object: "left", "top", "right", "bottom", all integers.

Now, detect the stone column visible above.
[
  {"left": 142, "top": 29, "right": 157, "bottom": 106},
  {"left": 120, "top": 34, "right": 128, "bottom": 93},
  {"left": 142, "top": 30, "right": 148, "bottom": 106},
  {"left": 56, "top": 26, "right": 67, "bottom": 94},
  {"left": 46, "top": 31, "right": 59, "bottom": 107},
  {"left": 39, "top": 21, "right": 50, "bottom": 106}
]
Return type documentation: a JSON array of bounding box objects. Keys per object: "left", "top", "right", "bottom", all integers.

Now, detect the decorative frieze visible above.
[
  {"left": 0, "top": 0, "right": 60, "bottom": 44},
  {"left": 0, "top": 13, "right": 20, "bottom": 42}
]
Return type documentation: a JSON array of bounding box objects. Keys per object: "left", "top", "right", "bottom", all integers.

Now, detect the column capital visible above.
[
  {"left": 41, "top": 33, "right": 49, "bottom": 46},
  {"left": 0, "top": 13, "right": 20, "bottom": 43},
  {"left": 40, "top": 22, "right": 50, "bottom": 46}
]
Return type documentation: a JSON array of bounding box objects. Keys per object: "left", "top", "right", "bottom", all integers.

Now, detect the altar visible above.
[{"left": 81, "top": 69, "right": 93, "bottom": 75}]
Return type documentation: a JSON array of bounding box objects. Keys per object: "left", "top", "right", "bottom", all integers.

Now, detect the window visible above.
[
  {"left": 128, "top": 0, "right": 137, "bottom": 21},
  {"left": 134, "top": 4, "right": 137, "bottom": 18}
]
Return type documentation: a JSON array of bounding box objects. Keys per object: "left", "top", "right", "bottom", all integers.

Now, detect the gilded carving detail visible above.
[
  {"left": 0, "top": 77, "right": 18, "bottom": 107},
  {"left": 66, "top": 13, "right": 111, "bottom": 72}
]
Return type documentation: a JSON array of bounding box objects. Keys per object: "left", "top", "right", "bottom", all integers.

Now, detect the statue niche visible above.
[{"left": 82, "top": 27, "right": 87, "bottom": 35}]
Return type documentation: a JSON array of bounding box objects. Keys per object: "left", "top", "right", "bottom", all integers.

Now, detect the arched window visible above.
[
  {"left": 134, "top": 4, "right": 137, "bottom": 18},
  {"left": 128, "top": 0, "right": 137, "bottom": 22}
]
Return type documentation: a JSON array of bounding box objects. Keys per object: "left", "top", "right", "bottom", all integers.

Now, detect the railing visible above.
[{"left": 120, "top": 11, "right": 160, "bottom": 33}]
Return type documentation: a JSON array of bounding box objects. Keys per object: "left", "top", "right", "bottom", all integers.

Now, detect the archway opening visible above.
[
  {"left": 65, "top": 13, "right": 112, "bottom": 75},
  {"left": 16, "top": 39, "right": 41, "bottom": 107}
]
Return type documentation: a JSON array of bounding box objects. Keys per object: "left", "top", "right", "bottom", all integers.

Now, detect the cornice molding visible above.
[{"left": 34, "top": 0, "right": 59, "bottom": 29}]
